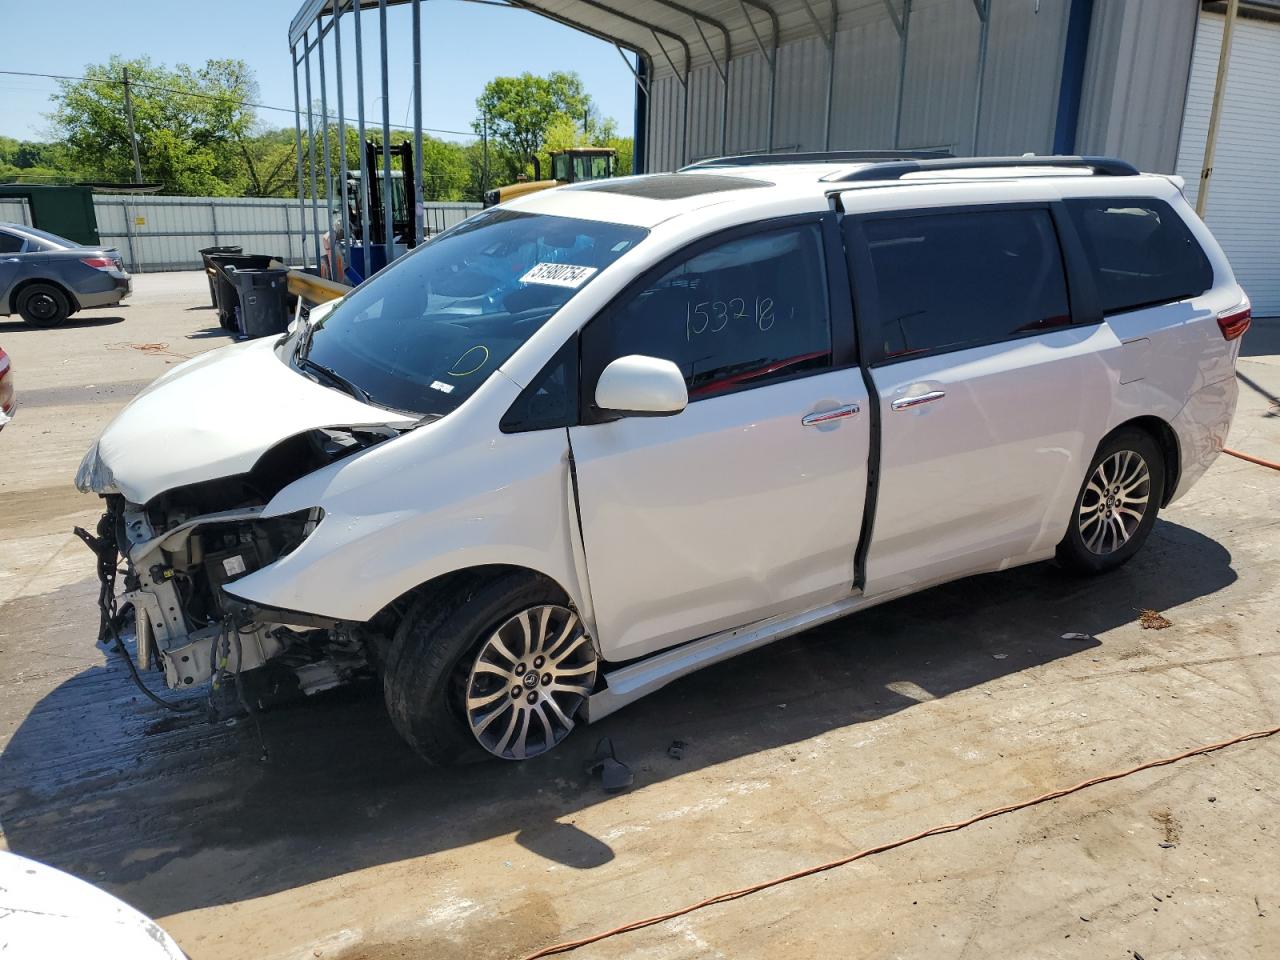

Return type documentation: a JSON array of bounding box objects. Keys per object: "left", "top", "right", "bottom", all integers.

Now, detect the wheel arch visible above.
[
  {"left": 369, "top": 563, "right": 584, "bottom": 646},
  {"left": 1106, "top": 415, "right": 1181, "bottom": 507},
  {"left": 9, "top": 276, "right": 80, "bottom": 315}
]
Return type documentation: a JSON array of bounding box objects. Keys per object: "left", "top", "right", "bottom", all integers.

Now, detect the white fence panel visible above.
[
  {"left": 0, "top": 198, "right": 32, "bottom": 225},
  {"left": 93, "top": 194, "right": 482, "bottom": 272}
]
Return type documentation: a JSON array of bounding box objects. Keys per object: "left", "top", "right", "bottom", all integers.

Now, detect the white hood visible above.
[{"left": 84, "top": 336, "right": 414, "bottom": 504}]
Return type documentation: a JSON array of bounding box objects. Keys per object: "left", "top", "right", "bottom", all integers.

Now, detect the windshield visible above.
[{"left": 297, "top": 209, "right": 647, "bottom": 416}]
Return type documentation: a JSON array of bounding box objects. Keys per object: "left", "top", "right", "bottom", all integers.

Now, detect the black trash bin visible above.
[
  {"left": 198, "top": 245, "right": 243, "bottom": 307},
  {"left": 228, "top": 268, "right": 291, "bottom": 339},
  {"left": 207, "top": 253, "right": 275, "bottom": 330}
]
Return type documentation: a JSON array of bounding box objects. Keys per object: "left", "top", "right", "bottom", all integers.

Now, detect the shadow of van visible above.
[{"left": 0, "top": 519, "right": 1234, "bottom": 918}]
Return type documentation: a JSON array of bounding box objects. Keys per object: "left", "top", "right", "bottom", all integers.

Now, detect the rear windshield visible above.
[
  {"left": 1065, "top": 198, "right": 1213, "bottom": 315},
  {"left": 13, "top": 225, "right": 77, "bottom": 250},
  {"left": 297, "top": 209, "right": 646, "bottom": 417}
]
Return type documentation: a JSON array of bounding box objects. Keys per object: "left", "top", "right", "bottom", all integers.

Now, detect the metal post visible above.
[
  {"left": 209, "top": 201, "right": 220, "bottom": 246},
  {"left": 825, "top": 2, "right": 837, "bottom": 149},
  {"left": 1198, "top": 0, "right": 1240, "bottom": 218},
  {"left": 378, "top": 0, "right": 395, "bottom": 260},
  {"left": 334, "top": 0, "right": 349, "bottom": 279},
  {"left": 121, "top": 198, "right": 138, "bottom": 273},
  {"left": 122, "top": 67, "right": 144, "bottom": 184},
  {"left": 353, "top": 0, "right": 373, "bottom": 274},
  {"left": 740, "top": 1, "right": 779, "bottom": 153},
  {"left": 885, "top": 0, "right": 913, "bottom": 149},
  {"left": 303, "top": 29, "right": 323, "bottom": 270},
  {"left": 318, "top": 17, "right": 336, "bottom": 279},
  {"left": 412, "top": 0, "right": 424, "bottom": 246},
  {"left": 291, "top": 45, "right": 308, "bottom": 267},
  {"left": 799, "top": 0, "right": 833, "bottom": 150},
  {"left": 481, "top": 111, "right": 489, "bottom": 198},
  {"left": 970, "top": 0, "right": 991, "bottom": 155}
]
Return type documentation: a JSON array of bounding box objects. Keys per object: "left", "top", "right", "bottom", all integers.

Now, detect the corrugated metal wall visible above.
[
  {"left": 92, "top": 195, "right": 481, "bottom": 272},
  {"left": 643, "top": 0, "right": 1196, "bottom": 173},
  {"left": 1075, "top": 0, "right": 1199, "bottom": 173}
]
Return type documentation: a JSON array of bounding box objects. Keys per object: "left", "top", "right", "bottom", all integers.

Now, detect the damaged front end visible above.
[{"left": 77, "top": 426, "right": 399, "bottom": 707}]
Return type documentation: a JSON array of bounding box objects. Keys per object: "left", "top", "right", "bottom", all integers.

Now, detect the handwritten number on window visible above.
[{"left": 686, "top": 297, "right": 777, "bottom": 340}]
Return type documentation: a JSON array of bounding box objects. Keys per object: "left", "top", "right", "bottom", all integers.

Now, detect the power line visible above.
[{"left": 0, "top": 68, "right": 477, "bottom": 139}]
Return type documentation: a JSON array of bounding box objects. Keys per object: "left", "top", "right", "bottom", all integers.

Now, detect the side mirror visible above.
[{"left": 595, "top": 355, "right": 688, "bottom": 418}]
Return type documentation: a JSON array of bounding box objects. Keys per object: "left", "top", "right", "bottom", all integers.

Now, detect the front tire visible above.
[
  {"left": 1056, "top": 427, "right": 1165, "bottom": 575},
  {"left": 382, "top": 571, "right": 597, "bottom": 764},
  {"left": 16, "top": 283, "right": 72, "bottom": 327}
]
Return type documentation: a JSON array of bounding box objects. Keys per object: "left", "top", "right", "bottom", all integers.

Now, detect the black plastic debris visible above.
[
  {"left": 585, "top": 737, "right": 633, "bottom": 793},
  {"left": 667, "top": 739, "right": 686, "bottom": 760}
]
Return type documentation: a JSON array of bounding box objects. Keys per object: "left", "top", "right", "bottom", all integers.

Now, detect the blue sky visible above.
[{"left": 0, "top": 0, "right": 636, "bottom": 142}]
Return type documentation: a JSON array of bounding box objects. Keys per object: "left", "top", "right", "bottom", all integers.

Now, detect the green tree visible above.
[
  {"left": 51, "top": 55, "right": 256, "bottom": 194},
  {"left": 0, "top": 136, "right": 84, "bottom": 183},
  {"left": 474, "top": 71, "right": 590, "bottom": 181}
]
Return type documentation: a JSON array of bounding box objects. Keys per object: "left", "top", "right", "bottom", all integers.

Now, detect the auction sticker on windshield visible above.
[{"left": 520, "top": 263, "right": 598, "bottom": 288}]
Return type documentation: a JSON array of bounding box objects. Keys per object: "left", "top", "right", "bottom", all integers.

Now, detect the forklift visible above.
[
  {"left": 483, "top": 146, "right": 616, "bottom": 207},
  {"left": 324, "top": 139, "right": 417, "bottom": 283}
]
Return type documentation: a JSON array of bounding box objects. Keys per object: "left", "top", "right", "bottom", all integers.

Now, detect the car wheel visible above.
[
  {"left": 1056, "top": 427, "right": 1165, "bottom": 575},
  {"left": 383, "top": 571, "right": 598, "bottom": 764},
  {"left": 16, "top": 283, "right": 71, "bottom": 327}
]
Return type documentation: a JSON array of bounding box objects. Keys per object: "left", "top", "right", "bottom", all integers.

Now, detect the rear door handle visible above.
[
  {"left": 891, "top": 390, "right": 945, "bottom": 411},
  {"left": 802, "top": 402, "right": 860, "bottom": 426}
]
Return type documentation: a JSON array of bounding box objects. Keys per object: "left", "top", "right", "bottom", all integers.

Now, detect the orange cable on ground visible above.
[
  {"left": 520, "top": 723, "right": 1280, "bottom": 959},
  {"left": 1222, "top": 447, "right": 1280, "bottom": 471}
]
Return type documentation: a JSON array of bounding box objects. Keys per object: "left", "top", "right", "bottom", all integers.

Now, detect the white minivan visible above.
[{"left": 76, "top": 154, "right": 1248, "bottom": 763}]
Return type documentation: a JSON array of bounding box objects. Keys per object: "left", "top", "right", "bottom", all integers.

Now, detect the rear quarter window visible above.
[{"left": 1065, "top": 198, "right": 1213, "bottom": 316}]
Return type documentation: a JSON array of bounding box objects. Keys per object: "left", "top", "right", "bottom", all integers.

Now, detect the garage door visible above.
[{"left": 1175, "top": 12, "right": 1280, "bottom": 317}]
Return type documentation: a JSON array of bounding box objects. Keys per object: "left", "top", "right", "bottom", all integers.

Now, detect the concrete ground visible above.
[{"left": 1, "top": 272, "right": 1277, "bottom": 960}]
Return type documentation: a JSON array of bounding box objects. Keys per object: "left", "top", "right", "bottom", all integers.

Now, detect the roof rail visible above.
[
  {"left": 682, "top": 149, "right": 954, "bottom": 170},
  {"left": 830, "top": 155, "right": 1139, "bottom": 183}
]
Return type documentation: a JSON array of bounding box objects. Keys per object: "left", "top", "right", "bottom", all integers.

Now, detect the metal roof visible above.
[{"left": 289, "top": 0, "right": 860, "bottom": 74}]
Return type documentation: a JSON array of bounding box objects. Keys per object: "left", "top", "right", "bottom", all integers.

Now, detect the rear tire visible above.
[
  {"left": 1056, "top": 427, "right": 1165, "bottom": 575},
  {"left": 382, "top": 571, "right": 596, "bottom": 765},
  {"left": 16, "top": 283, "right": 71, "bottom": 327}
]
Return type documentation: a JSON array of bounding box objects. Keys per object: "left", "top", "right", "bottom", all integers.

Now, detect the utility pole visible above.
[
  {"left": 481, "top": 111, "right": 489, "bottom": 198},
  {"left": 1198, "top": 0, "right": 1240, "bottom": 218},
  {"left": 122, "top": 67, "right": 143, "bottom": 184}
]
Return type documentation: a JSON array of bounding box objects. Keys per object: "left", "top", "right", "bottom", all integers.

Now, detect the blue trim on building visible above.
[
  {"left": 1053, "top": 0, "right": 1096, "bottom": 154},
  {"left": 633, "top": 54, "right": 649, "bottom": 174}
]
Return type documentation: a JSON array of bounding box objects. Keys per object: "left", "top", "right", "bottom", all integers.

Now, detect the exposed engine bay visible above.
[{"left": 77, "top": 424, "right": 403, "bottom": 710}]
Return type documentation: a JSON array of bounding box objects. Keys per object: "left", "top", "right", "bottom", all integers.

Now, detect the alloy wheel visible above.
[
  {"left": 1078, "top": 449, "right": 1151, "bottom": 555},
  {"left": 464, "top": 604, "right": 596, "bottom": 760}
]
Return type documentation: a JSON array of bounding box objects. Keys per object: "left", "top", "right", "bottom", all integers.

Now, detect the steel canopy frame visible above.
[{"left": 289, "top": 0, "right": 653, "bottom": 274}]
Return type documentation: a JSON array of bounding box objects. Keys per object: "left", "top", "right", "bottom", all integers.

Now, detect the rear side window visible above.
[
  {"left": 0, "top": 231, "right": 23, "bottom": 253},
  {"left": 863, "top": 208, "right": 1071, "bottom": 358},
  {"left": 586, "top": 224, "right": 832, "bottom": 400},
  {"left": 1065, "top": 198, "right": 1213, "bottom": 315}
]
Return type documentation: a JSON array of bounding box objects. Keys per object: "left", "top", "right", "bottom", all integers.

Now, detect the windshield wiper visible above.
[{"left": 298, "top": 355, "right": 372, "bottom": 405}]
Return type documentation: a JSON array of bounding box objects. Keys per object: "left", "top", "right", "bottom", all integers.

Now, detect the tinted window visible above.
[
  {"left": 0, "top": 231, "right": 22, "bottom": 254},
  {"left": 1066, "top": 198, "right": 1213, "bottom": 315},
  {"left": 864, "top": 209, "right": 1071, "bottom": 358},
  {"left": 587, "top": 224, "right": 831, "bottom": 400},
  {"left": 12, "top": 225, "right": 74, "bottom": 249},
  {"left": 300, "top": 209, "right": 646, "bottom": 417}
]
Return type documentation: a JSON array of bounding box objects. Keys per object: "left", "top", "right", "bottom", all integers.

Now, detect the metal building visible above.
[{"left": 289, "top": 0, "right": 1280, "bottom": 311}]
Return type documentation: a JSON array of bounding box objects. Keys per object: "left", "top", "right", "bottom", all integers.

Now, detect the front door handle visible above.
[
  {"left": 891, "top": 390, "right": 945, "bottom": 411},
  {"left": 802, "top": 402, "right": 860, "bottom": 426}
]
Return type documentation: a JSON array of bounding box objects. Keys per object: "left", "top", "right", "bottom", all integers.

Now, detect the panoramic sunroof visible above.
[{"left": 573, "top": 173, "right": 772, "bottom": 200}]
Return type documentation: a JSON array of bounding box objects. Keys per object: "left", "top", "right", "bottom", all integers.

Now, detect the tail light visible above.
[
  {"left": 0, "top": 349, "right": 13, "bottom": 415},
  {"left": 1217, "top": 304, "right": 1251, "bottom": 341},
  {"left": 80, "top": 256, "right": 116, "bottom": 270}
]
